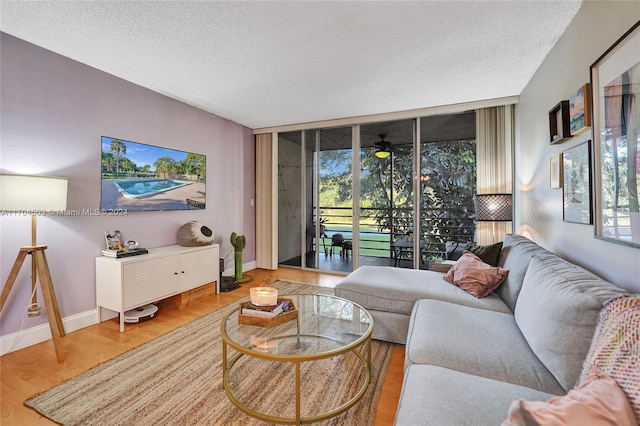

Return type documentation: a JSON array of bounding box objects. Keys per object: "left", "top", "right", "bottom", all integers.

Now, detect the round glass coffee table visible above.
[{"left": 221, "top": 293, "right": 373, "bottom": 425}]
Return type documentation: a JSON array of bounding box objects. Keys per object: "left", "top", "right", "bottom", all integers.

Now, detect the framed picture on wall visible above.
[
  {"left": 591, "top": 22, "right": 640, "bottom": 247},
  {"left": 562, "top": 142, "right": 592, "bottom": 224},
  {"left": 550, "top": 153, "right": 562, "bottom": 189},
  {"left": 549, "top": 100, "right": 571, "bottom": 144},
  {"left": 569, "top": 83, "right": 591, "bottom": 136}
]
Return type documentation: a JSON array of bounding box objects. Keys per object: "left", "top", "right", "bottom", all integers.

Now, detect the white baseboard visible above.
[
  {"left": 222, "top": 260, "right": 256, "bottom": 277},
  {"left": 0, "top": 261, "right": 258, "bottom": 356},
  {"left": 0, "top": 309, "right": 99, "bottom": 356}
]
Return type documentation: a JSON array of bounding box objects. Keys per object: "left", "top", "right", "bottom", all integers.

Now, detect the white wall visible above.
[
  {"left": 0, "top": 33, "right": 256, "bottom": 344},
  {"left": 515, "top": 2, "right": 640, "bottom": 292}
]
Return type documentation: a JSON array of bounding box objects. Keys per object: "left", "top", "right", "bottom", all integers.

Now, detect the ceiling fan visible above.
[{"left": 374, "top": 134, "right": 393, "bottom": 159}]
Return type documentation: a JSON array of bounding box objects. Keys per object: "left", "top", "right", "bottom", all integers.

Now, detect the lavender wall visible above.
[{"left": 0, "top": 33, "right": 256, "bottom": 337}]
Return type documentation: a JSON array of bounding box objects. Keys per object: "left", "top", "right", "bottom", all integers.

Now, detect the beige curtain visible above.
[
  {"left": 255, "top": 133, "right": 278, "bottom": 269},
  {"left": 476, "top": 105, "right": 514, "bottom": 244}
]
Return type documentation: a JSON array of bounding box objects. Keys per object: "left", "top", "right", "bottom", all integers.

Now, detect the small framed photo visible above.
[
  {"left": 549, "top": 153, "right": 562, "bottom": 189},
  {"left": 562, "top": 142, "right": 592, "bottom": 224},
  {"left": 548, "top": 100, "right": 571, "bottom": 144},
  {"left": 569, "top": 83, "right": 591, "bottom": 136}
]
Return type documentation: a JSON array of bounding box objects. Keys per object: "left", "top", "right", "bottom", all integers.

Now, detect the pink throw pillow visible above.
[
  {"left": 502, "top": 372, "right": 636, "bottom": 426},
  {"left": 442, "top": 251, "right": 508, "bottom": 298}
]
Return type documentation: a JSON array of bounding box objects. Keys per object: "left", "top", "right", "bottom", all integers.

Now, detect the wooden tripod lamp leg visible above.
[
  {"left": 32, "top": 248, "right": 66, "bottom": 362},
  {"left": 0, "top": 251, "right": 29, "bottom": 312},
  {"left": 28, "top": 215, "right": 41, "bottom": 317},
  {"left": 1, "top": 246, "right": 66, "bottom": 362}
]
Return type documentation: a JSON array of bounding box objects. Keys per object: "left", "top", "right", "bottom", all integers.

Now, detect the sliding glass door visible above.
[{"left": 276, "top": 111, "right": 477, "bottom": 273}]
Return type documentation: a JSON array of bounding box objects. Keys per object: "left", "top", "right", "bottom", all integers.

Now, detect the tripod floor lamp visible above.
[
  {"left": 474, "top": 194, "right": 513, "bottom": 244},
  {"left": 0, "top": 174, "right": 68, "bottom": 361}
]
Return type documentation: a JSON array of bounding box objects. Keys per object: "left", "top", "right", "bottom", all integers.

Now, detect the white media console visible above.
[{"left": 96, "top": 244, "right": 219, "bottom": 332}]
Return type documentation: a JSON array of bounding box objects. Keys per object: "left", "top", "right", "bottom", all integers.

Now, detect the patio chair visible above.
[
  {"left": 342, "top": 240, "right": 352, "bottom": 258},
  {"left": 329, "top": 233, "right": 345, "bottom": 256},
  {"left": 307, "top": 224, "right": 328, "bottom": 254}
]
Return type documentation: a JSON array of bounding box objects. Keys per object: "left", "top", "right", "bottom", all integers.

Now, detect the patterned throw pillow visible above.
[{"left": 579, "top": 295, "right": 640, "bottom": 424}]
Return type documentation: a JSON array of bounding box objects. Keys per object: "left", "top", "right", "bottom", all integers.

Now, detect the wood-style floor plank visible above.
[{"left": 1, "top": 268, "right": 402, "bottom": 425}]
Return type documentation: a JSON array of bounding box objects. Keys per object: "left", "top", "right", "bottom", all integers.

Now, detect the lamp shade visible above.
[
  {"left": 375, "top": 150, "right": 390, "bottom": 159},
  {"left": 0, "top": 175, "right": 68, "bottom": 211},
  {"left": 474, "top": 194, "right": 512, "bottom": 222}
]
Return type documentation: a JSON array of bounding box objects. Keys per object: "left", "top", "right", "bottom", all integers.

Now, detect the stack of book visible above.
[
  {"left": 241, "top": 300, "right": 293, "bottom": 318},
  {"left": 101, "top": 248, "right": 149, "bottom": 258}
]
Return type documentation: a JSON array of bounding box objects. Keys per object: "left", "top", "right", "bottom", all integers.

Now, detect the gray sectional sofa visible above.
[{"left": 335, "top": 234, "right": 629, "bottom": 425}]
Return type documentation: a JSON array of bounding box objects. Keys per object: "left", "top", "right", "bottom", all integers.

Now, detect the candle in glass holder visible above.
[{"left": 250, "top": 287, "right": 278, "bottom": 306}]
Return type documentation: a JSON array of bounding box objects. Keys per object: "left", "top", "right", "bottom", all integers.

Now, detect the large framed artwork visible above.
[
  {"left": 590, "top": 22, "right": 640, "bottom": 247},
  {"left": 563, "top": 142, "right": 592, "bottom": 224}
]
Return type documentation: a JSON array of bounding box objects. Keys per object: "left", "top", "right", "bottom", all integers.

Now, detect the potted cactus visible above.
[{"left": 230, "top": 232, "right": 252, "bottom": 283}]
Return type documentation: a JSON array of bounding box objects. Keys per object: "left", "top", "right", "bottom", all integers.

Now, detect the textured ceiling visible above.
[{"left": 0, "top": 1, "right": 582, "bottom": 129}]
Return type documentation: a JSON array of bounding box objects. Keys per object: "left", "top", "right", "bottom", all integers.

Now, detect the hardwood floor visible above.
[{"left": 1, "top": 267, "right": 403, "bottom": 425}]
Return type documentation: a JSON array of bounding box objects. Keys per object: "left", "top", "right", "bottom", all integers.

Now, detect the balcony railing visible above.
[{"left": 315, "top": 206, "right": 475, "bottom": 261}]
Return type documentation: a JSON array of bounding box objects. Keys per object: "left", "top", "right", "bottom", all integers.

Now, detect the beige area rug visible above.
[{"left": 25, "top": 281, "right": 394, "bottom": 425}]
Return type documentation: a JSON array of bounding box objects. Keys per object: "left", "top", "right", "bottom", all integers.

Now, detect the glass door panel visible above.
[
  {"left": 277, "top": 131, "right": 303, "bottom": 267},
  {"left": 304, "top": 129, "right": 320, "bottom": 269},
  {"left": 419, "top": 112, "right": 477, "bottom": 267},
  {"left": 317, "top": 127, "right": 353, "bottom": 273},
  {"left": 360, "top": 120, "right": 415, "bottom": 269}
]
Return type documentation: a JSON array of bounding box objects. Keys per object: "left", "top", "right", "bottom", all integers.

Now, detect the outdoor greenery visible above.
[
  {"left": 318, "top": 139, "right": 477, "bottom": 259},
  {"left": 601, "top": 130, "right": 638, "bottom": 238},
  {"left": 101, "top": 139, "right": 206, "bottom": 180}
]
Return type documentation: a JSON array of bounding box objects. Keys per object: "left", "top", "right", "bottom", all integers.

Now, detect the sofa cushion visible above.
[
  {"left": 395, "top": 365, "right": 556, "bottom": 426},
  {"left": 579, "top": 294, "right": 640, "bottom": 424},
  {"left": 406, "top": 299, "right": 565, "bottom": 394},
  {"left": 497, "top": 234, "right": 553, "bottom": 311},
  {"left": 468, "top": 241, "right": 503, "bottom": 266},
  {"left": 443, "top": 251, "right": 509, "bottom": 298},
  {"left": 503, "top": 372, "right": 636, "bottom": 426},
  {"left": 446, "top": 241, "right": 503, "bottom": 266},
  {"left": 335, "top": 265, "right": 512, "bottom": 316},
  {"left": 514, "top": 254, "right": 628, "bottom": 392},
  {"left": 364, "top": 308, "right": 411, "bottom": 344}
]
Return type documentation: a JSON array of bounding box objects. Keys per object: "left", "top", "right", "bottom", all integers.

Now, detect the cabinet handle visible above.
[
  {"left": 174, "top": 272, "right": 178, "bottom": 275},
  {"left": 181, "top": 271, "right": 185, "bottom": 274}
]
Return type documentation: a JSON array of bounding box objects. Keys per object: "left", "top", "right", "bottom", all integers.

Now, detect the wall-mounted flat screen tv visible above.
[{"left": 100, "top": 136, "right": 206, "bottom": 211}]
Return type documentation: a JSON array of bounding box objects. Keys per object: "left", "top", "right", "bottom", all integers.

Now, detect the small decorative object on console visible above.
[
  {"left": 103, "top": 230, "right": 147, "bottom": 257},
  {"left": 177, "top": 221, "right": 215, "bottom": 246}
]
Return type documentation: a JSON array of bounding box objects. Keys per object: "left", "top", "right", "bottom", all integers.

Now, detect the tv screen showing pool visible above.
[{"left": 100, "top": 136, "right": 206, "bottom": 211}]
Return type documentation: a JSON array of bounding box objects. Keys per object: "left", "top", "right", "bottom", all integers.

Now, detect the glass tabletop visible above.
[{"left": 222, "top": 294, "right": 372, "bottom": 358}]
